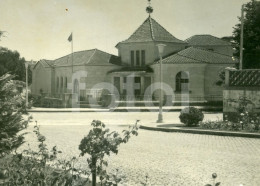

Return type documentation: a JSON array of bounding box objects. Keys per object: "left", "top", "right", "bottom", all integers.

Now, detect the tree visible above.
[
  {"left": 233, "top": 0, "right": 260, "bottom": 69},
  {"left": 0, "top": 31, "right": 32, "bottom": 84},
  {"left": 0, "top": 47, "right": 32, "bottom": 84},
  {"left": 0, "top": 74, "right": 30, "bottom": 157},
  {"left": 0, "top": 31, "right": 5, "bottom": 40}
]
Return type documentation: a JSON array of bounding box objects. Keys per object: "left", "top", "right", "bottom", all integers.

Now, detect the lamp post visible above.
[
  {"left": 25, "top": 62, "right": 29, "bottom": 107},
  {"left": 156, "top": 44, "right": 166, "bottom": 123}
]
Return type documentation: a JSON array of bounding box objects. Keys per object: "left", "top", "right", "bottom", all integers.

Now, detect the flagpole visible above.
[{"left": 71, "top": 32, "right": 74, "bottom": 73}]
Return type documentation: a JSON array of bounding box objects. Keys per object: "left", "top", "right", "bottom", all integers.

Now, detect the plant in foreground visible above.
[
  {"left": 79, "top": 120, "right": 139, "bottom": 186},
  {"left": 0, "top": 123, "right": 90, "bottom": 185},
  {"left": 205, "top": 173, "right": 220, "bottom": 186},
  {"left": 141, "top": 173, "right": 150, "bottom": 186}
]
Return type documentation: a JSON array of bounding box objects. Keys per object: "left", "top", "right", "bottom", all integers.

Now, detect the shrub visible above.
[{"left": 179, "top": 107, "right": 204, "bottom": 127}]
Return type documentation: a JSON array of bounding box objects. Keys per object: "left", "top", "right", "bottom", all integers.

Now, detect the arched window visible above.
[
  {"left": 176, "top": 71, "right": 189, "bottom": 92},
  {"left": 56, "top": 77, "right": 59, "bottom": 93}
]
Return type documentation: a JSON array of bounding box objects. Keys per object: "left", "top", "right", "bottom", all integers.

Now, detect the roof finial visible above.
[{"left": 146, "top": 0, "right": 153, "bottom": 16}]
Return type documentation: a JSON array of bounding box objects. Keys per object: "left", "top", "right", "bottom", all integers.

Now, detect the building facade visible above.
[{"left": 32, "top": 15, "right": 237, "bottom": 104}]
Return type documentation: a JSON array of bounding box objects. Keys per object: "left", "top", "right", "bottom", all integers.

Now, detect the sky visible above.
[{"left": 0, "top": 0, "right": 249, "bottom": 61}]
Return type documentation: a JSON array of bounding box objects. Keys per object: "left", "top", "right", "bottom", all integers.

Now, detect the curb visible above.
[
  {"left": 28, "top": 107, "right": 222, "bottom": 113},
  {"left": 112, "top": 108, "right": 222, "bottom": 112},
  {"left": 139, "top": 125, "right": 260, "bottom": 139}
]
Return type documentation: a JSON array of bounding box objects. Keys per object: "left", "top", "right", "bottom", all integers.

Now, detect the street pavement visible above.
[
  {"left": 21, "top": 112, "right": 260, "bottom": 185},
  {"left": 27, "top": 111, "right": 223, "bottom": 126}
]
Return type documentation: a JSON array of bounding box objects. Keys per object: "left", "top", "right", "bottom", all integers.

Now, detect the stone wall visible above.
[
  {"left": 223, "top": 89, "right": 260, "bottom": 113},
  {"left": 223, "top": 68, "right": 260, "bottom": 120}
]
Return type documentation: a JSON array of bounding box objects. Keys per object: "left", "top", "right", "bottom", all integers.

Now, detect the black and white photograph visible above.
[{"left": 0, "top": 0, "right": 260, "bottom": 185}]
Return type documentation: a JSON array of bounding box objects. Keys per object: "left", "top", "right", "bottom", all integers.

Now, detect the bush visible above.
[{"left": 179, "top": 107, "right": 204, "bottom": 127}]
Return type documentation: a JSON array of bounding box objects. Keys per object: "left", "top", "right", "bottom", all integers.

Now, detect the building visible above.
[{"left": 32, "top": 12, "right": 237, "bottom": 105}]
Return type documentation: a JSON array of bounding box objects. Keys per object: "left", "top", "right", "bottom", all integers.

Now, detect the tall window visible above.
[
  {"left": 131, "top": 50, "right": 145, "bottom": 66},
  {"left": 65, "top": 77, "right": 67, "bottom": 91},
  {"left": 73, "top": 79, "right": 79, "bottom": 94},
  {"left": 56, "top": 77, "right": 59, "bottom": 93},
  {"left": 60, "top": 77, "right": 63, "bottom": 92},
  {"left": 141, "top": 50, "right": 145, "bottom": 66},
  {"left": 136, "top": 51, "right": 140, "bottom": 66},
  {"left": 123, "top": 77, "right": 127, "bottom": 95},
  {"left": 176, "top": 71, "right": 189, "bottom": 92},
  {"left": 134, "top": 77, "right": 141, "bottom": 95},
  {"left": 114, "top": 77, "right": 120, "bottom": 94},
  {"left": 131, "top": 51, "right": 134, "bottom": 66}
]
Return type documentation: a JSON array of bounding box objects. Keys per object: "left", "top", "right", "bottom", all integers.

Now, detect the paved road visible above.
[
  {"left": 21, "top": 112, "right": 260, "bottom": 185},
  {"left": 28, "top": 112, "right": 223, "bottom": 126}
]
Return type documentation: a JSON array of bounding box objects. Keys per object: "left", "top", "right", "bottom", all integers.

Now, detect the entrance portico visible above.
[{"left": 111, "top": 71, "right": 153, "bottom": 99}]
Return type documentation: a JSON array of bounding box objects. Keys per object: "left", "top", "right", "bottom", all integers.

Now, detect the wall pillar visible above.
[{"left": 225, "top": 68, "right": 230, "bottom": 86}]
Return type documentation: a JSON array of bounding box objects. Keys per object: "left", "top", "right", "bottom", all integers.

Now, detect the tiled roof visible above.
[
  {"left": 53, "top": 49, "right": 96, "bottom": 66},
  {"left": 118, "top": 16, "right": 186, "bottom": 44},
  {"left": 38, "top": 49, "right": 120, "bottom": 67},
  {"left": 185, "top": 35, "right": 231, "bottom": 46},
  {"left": 157, "top": 47, "right": 238, "bottom": 64}
]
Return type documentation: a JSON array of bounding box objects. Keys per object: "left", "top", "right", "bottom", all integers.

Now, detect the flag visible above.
[{"left": 68, "top": 33, "right": 72, "bottom": 42}]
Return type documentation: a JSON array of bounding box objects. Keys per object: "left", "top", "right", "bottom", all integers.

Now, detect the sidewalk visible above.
[
  {"left": 28, "top": 106, "right": 222, "bottom": 112},
  {"left": 27, "top": 107, "right": 110, "bottom": 112},
  {"left": 140, "top": 123, "right": 260, "bottom": 139}
]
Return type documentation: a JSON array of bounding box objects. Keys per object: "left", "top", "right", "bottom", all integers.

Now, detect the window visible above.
[
  {"left": 56, "top": 77, "right": 59, "bottom": 92},
  {"left": 134, "top": 77, "right": 141, "bottom": 95},
  {"left": 73, "top": 79, "right": 79, "bottom": 94},
  {"left": 131, "top": 51, "right": 134, "bottom": 66},
  {"left": 65, "top": 77, "right": 67, "bottom": 88},
  {"left": 130, "top": 50, "right": 145, "bottom": 66},
  {"left": 141, "top": 50, "right": 145, "bottom": 66},
  {"left": 136, "top": 51, "right": 140, "bottom": 66},
  {"left": 60, "top": 77, "right": 63, "bottom": 91},
  {"left": 176, "top": 71, "right": 189, "bottom": 92},
  {"left": 114, "top": 77, "right": 120, "bottom": 94}
]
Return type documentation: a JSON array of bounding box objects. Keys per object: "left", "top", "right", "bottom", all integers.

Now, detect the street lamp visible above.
[
  {"left": 25, "top": 62, "right": 29, "bottom": 107},
  {"left": 156, "top": 44, "right": 166, "bottom": 123}
]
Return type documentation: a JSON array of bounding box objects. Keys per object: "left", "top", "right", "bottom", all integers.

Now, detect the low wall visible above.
[
  {"left": 223, "top": 89, "right": 260, "bottom": 113},
  {"left": 223, "top": 88, "right": 260, "bottom": 121}
]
